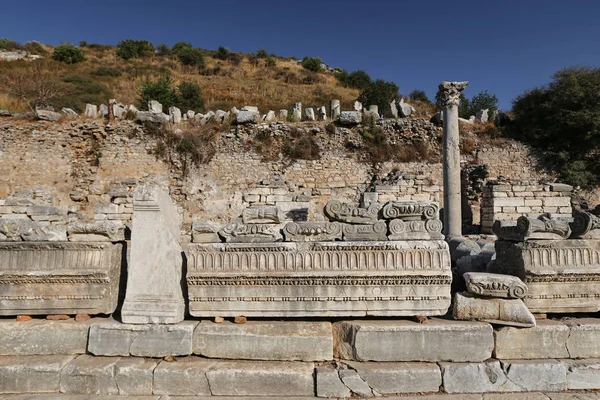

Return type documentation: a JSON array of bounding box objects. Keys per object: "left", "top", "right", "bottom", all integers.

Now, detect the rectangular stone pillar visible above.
[{"left": 121, "top": 186, "right": 184, "bottom": 324}]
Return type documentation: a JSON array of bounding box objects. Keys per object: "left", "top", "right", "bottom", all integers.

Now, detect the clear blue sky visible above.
[{"left": 2, "top": 0, "right": 599, "bottom": 109}]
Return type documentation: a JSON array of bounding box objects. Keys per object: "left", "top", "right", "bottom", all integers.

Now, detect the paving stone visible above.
[
  {"left": 548, "top": 394, "right": 600, "bottom": 400},
  {"left": 484, "top": 395, "right": 551, "bottom": 400},
  {"left": 334, "top": 319, "right": 493, "bottom": 362},
  {"left": 115, "top": 358, "right": 157, "bottom": 396},
  {"left": 59, "top": 355, "right": 120, "bottom": 395},
  {"left": 88, "top": 319, "right": 196, "bottom": 357},
  {"left": 346, "top": 361, "right": 441, "bottom": 394},
  {"left": 153, "top": 359, "right": 214, "bottom": 396},
  {"left": 0, "top": 355, "right": 73, "bottom": 394},
  {"left": 316, "top": 367, "right": 351, "bottom": 398},
  {"left": 206, "top": 361, "right": 314, "bottom": 396},
  {"left": 0, "top": 319, "right": 92, "bottom": 355},
  {"left": 453, "top": 292, "right": 536, "bottom": 327},
  {"left": 563, "top": 318, "right": 600, "bottom": 358},
  {"left": 0, "top": 396, "right": 161, "bottom": 399},
  {"left": 193, "top": 320, "right": 333, "bottom": 361},
  {"left": 493, "top": 320, "right": 570, "bottom": 359},
  {"left": 564, "top": 359, "right": 600, "bottom": 390}
]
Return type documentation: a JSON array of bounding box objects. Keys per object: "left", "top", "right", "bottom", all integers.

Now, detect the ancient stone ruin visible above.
[{"left": 1, "top": 81, "right": 600, "bottom": 398}]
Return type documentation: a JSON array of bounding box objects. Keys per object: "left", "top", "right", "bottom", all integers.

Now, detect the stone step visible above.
[
  {"left": 333, "top": 318, "right": 493, "bottom": 362},
  {"left": 1, "top": 393, "right": 600, "bottom": 399},
  {"left": 1, "top": 355, "right": 600, "bottom": 397}
]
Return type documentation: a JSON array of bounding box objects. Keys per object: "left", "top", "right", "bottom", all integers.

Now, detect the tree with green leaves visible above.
[
  {"left": 357, "top": 79, "right": 399, "bottom": 111},
  {"left": 408, "top": 89, "right": 431, "bottom": 103},
  {"left": 138, "top": 76, "right": 179, "bottom": 110},
  {"left": 301, "top": 57, "right": 323, "bottom": 72},
  {"left": 177, "top": 81, "right": 204, "bottom": 112},
  {"left": 508, "top": 66, "right": 600, "bottom": 188},
  {"left": 52, "top": 44, "right": 85, "bottom": 64},
  {"left": 116, "top": 39, "right": 154, "bottom": 60}
]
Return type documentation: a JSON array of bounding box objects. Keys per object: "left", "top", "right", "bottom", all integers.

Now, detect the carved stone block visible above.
[
  {"left": 382, "top": 201, "right": 440, "bottom": 221},
  {"left": 282, "top": 222, "right": 342, "bottom": 242},
  {"left": 324, "top": 200, "right": 381, "bottom": 224},
  {"left": 490, "top": 239, "right": 600, "bottom": 313},
  {"left": 0, "top": 242, "right": 122, "bottom": 315},
  {"left": 463, "top": 272, "right": 528, "bottom": 299},
  {"left": 453, "top": 292, "right": 536, "bottom": 328},
  {"left": 67, "top": 221, "right": 125, "bottom": 242},
  {"left": 121, "top": 186, "right": 184, "bottom": 324},
  {"left": 191, "top": 221, "right": 220, "bottom": 243},
  {"left": 342, "top": 221, "right": 387, "bottom": 241},
  {"left": 219, "top": 223, "right": 282, "bottom": 243},
  {"left": 186, "top": 240, "right": 452, "bottom": 317},
  {"left": 571, "top": 211, "right": 600, "bottom": 239},
  {"left": 492, "top": 216, "right": 571, "bottom": 241},
  {"left": 388, "top": 219, "right": 444, "bottom": 240},
  {"left": 242, "top": 206, "right": 282, "bottom": 224}
]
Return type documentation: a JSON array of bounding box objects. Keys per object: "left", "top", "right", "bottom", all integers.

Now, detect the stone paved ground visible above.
[{"left": 1, "top": 393, "right": 600, "bottom": 399}]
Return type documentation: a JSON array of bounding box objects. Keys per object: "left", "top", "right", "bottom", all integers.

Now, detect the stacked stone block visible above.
[
  {"left": 2, "top": 317, "right": 600, "bottom": 396},
  {"left": 481, "top": 181, "right": 572, "bottom": 234}
]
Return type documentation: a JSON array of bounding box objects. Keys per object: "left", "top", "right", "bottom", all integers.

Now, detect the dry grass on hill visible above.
[{"left": 0, "top": 44, "right": 361, "bottom": 113}]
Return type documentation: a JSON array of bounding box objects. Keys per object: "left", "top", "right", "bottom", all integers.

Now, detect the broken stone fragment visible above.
[
  {"left": 242, "top": 205, "right": 282, "bottom": 224},
  {"left": 191, "top": 221, "right": 220, "bottom": 243},
  {"left": 453, "top": 292, "right": 536, "bottom": 327},
  {"left": 464, "top": 272, "right": 528, "bottom": 299},
  {"left": 67, "top": 221, "right": 124, "bottom": 241}
]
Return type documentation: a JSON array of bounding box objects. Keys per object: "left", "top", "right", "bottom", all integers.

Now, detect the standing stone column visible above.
[
  {"left": 292, "top": 102, "right": 302, "bottom": 121},
  {"left": 330, "top": 99, "right": 340, "bottom": 120},
  {"left": 121, "top": 186, "right": 185, "bottom": 324},
  {"left": 437, "top": 81, "right": 468, "bottom": 239}
]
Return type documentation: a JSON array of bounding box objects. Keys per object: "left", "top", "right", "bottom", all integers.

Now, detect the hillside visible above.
[{"left": 0, "top": 42, "right": 362, "bottom": 114}]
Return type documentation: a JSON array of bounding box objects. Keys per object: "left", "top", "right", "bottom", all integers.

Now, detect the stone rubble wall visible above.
[
  {"left": 481, "top": 182, "right": 573, "bottom": 234},
  {"left": 0, "top": 119, "right": 586, "bottom": 236},
  {"left": 0, "top": 317, "right": 600, "bottom": 397}
]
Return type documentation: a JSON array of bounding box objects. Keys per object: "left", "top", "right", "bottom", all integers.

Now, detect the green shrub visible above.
[
  {"left": 52, "top": 44, "right": 85, "bottom": 64},
  {"left": 171, "top": 42, "right": 192, "bottom": 55},
  {"left": 256, "top": 49, "right": 268, "bottom": 58},
  {"left": 156, "top": 44, "right": 171, "bottom": 56},
  {"left": 93, "top": 66, "right": 122, "bottom": 77},
  {"left": 176, "top": 81, "right": 204, "bottom": 112},
  {"left": 408, "top": 89, "right": 431, "bottom": 103},
  {"left": 215, "top": 46, "right": 231, "bottom": 60},
  {"left": 0, "top": 38, "right": 20, "bottom": 51},
  {"left": 336, "top": 69, "right": 373, "bottom": 90},
  {"left": 301, "top": 57, "right": 323, "bottom": 73},
  {"left": 468, "top": 90, "right": 498, "bottom": 117},
  {"left": 116, "top": 39, "right": 154, "bottom": 60},
  {"left": 508, "top": 66, "right": 600, "bottom": 188},
  {"left": 138, "top": 75, "right": 178, "bottom": 110},
  {"left": 176, "top": 47, "right": 204, "bottom": 69}
]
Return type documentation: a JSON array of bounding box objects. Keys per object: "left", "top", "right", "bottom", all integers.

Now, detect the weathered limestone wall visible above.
[
  {"left": 1, "top": 119, "right": 592, "bottom": 234},
  {"left": 480, "top": 182, "right": 573, "bottom": 234}
]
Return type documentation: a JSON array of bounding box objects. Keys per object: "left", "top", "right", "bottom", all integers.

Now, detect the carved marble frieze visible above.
[
  {"left": 490, "top": 239, "right": 600, "bottom": 313},
  {"left": 341, "top": 221, "right": 388, "bottom": 241},
  {"left": 0, "top": 241, "right": 122, "bottom": 315},
  {"left": 242, "top": 206, "right": 282, "bottom": 224},
  {"left": 219, "top": 224, "right": 283, "bottom": 243},
  {"left": 388, "top": 219, "right": 444, "bottom": 240},
  {"left": 282, "top": 222, "right": 342, "bottom": 242},
  {"left": 185, "top": 240, "right": 452, "bottom": 317},
  {"left": 324, "top": 200, "right": 381, "bottom": 225},
  {"left": 381, "top": 201, "right": 440, "bottom": 221},
  {"left": 493, "top": 216, "right": 571, "bottom": 241}
]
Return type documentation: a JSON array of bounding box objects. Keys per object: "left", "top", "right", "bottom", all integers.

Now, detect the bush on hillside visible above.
[
  {"left": 138, "top": 76, "right": 179, "bottom": 110},
  {"left": 0, "top": 38, "right": 20, "bottom": 51},
  {"left": 357, "top": 79, "right": 399, "bottom": 111},
  {"left": 116, "top": 39, "right": 155, "bottom": 60},
  {"left": 138, "top": 76, "right": 204, "bottom": 112},
  {"left": 93, "top": 66, "right": 122, "bottom": 77},
  {"left": 301, "top": 57, "right": 323, "bottom": 73},
  {"left": 468, "top": 90, "right": 498, "bottom": 117},
  {"left": 408, "top": 89, "right": 431, "bottom": 103},
  {"left": 156, "top": 44, "right": 171, "bottom": 56},
  {"left": 508, "top": 66, "right": 600, "bottom": 188},
  {"left": 177, "top": 81, "right": 204, "bottom": 112},
  {"left": 52, "top": 44, "right": 85, "bottom": 64}
]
